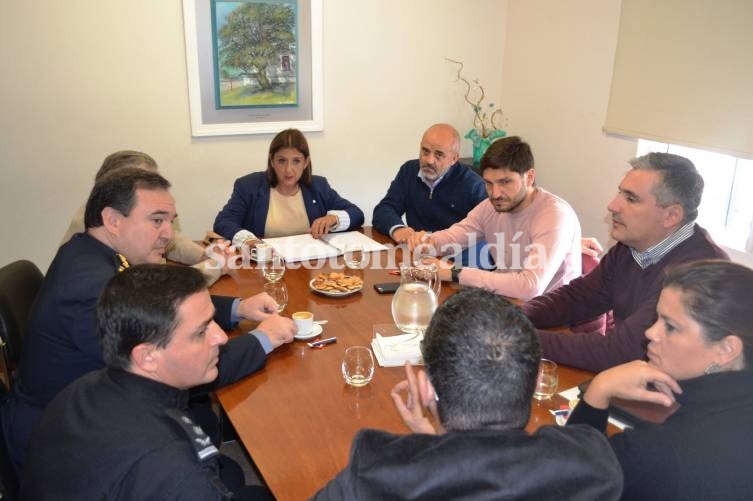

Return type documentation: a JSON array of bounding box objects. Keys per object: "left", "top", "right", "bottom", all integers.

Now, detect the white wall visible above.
[
  {"left": 0, "top": 0, "right": 508, "bottom": 270},
  {"left": 501, "top": 0, "right": 637, "bottom": 246}
]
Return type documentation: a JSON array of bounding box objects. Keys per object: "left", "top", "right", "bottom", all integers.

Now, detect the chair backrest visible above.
[
  {"left": 0, "top": 260, "right": 44, "bottom": 388},
  {"left": 0, "top": 380, "right": 19, "bottom": 501}
]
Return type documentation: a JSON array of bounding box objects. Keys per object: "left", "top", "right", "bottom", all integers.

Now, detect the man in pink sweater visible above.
[{"left": 410, "top": 136, "right": 582, "bottom": 300}]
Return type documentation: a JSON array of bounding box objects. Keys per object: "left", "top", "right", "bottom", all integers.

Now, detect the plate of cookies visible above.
[{"left": 309, "top": 272, "right": 364, "bottom": 297}]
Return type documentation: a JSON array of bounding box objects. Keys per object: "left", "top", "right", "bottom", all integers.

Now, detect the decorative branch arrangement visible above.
[{"left": 446, "top": 58, "right": 504, "bottom": 139}]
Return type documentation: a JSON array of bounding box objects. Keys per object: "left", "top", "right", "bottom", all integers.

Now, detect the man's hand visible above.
[
  {"left": 584, "top": 360, "right": 682, "bottom": 410},
  {"left": 392, "top": 227, "right": 416, "bottom": 245},
  {"left": 390, "top": 362, "right": 439, "bottom": 434},
  {"left": 202, "top": 241, "right": 237, "bottom": 275},
  {"left": 407, "top": 231, "right": 437, "bottom": 254},
  {"left": 237, "top": 292, "right": 278, "bottom": 322},
  {"left": 255, "top": 315, "right": 297, "bottom": 349},
  {"left": 581, "top": 237, "right": 604, "bottom": 258},
  {"left": 311, "top": 214, "right": 339, "bottom": 239}
]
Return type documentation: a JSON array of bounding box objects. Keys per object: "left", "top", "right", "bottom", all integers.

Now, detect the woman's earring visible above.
[{"left": 704, "top": 362, "right": 721, "bottom": 375}]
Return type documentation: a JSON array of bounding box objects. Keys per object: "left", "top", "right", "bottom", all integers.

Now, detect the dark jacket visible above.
[
  {"left": 372, "top": 160, "right": 486, "bottom": 236},
  {"left": 213, "top": 172, "right": 364, "bottom": 239},
  {"left": 2, "top": 233, "right": 265, "bottom": 473},
  {"left": 22, "top": 369, "right": 233, "bottom": 500},
  {"left": 569, "top": 371, "right": 753, "bottom": 501},
  {"left": 312, "top": 425, "right": 623, "bottom": 500}
]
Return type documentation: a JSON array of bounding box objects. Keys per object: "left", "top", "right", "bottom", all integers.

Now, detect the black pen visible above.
[{"left": 307, "top": 337, "right": 337, "bottom": 348}]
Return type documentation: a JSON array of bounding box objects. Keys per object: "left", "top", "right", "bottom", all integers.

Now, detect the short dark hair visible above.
[
  {"left": 95, "top": 150, "right": 158, "bottom": 182},
  {"left": 84, "top": 167, "right": 171, "bottom": 229},
  {"left": 421, "top": 287, "right": 541, "bottom": 430},
  {"left": 664, "top": 259, "right": 753, "bottom": 368},
  {"left": 266, "top": 128, "right": 313, "bottom": 187},
  {"left": 98, "top": 264, "right": 208, "bottom": 370},
  {"left": 479, "top": 136, "right": 534, "bottom": 175},
  {"left": 629, "top": 152, "right": 704, "bottom": 224}
]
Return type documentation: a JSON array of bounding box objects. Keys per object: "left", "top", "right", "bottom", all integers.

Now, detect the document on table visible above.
[{"left": 263, "top": 231, "right": 388, "bottom": 262}]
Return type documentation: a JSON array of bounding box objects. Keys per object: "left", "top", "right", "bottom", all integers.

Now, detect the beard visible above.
[
  {"left": 420, "top": 164, "right": 439, "bottom": 181},
  {"left": 490, "top": 186, "right": 528, "bottom": 213}
]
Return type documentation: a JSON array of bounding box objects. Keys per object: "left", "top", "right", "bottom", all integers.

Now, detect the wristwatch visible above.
[{"left": 451, "top": 265, "right": 462, "bottom": 283}]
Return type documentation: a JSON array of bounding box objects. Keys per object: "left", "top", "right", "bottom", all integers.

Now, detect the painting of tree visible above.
[{"left": 212, "top": 0, "right": 298, "bottom": 108}]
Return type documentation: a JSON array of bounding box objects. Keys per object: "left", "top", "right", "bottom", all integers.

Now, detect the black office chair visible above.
[
  {"left": 0, "top": 260, "right": 44, "bottom": 388},
  {"left": 0, "top": 380, "right": 18, "bottom": 501}
]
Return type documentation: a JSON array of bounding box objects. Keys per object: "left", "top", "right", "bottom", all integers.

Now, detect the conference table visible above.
[{"left": 212, "top": 228, "right": 598, "bottom": 501}]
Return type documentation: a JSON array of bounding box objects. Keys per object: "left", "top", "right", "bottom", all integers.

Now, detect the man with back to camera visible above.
[
  {"left": 312, "top": 288, "right": 622, "bottom": 500},
  {"left": 372, "top": 123, "right": 489, "bottom": 266},
  {"left": 1, "top": 167, "right": 297, "bottom": 475},
  {"left": 410, "top": 136, "right": 582, "bottom": 300},
  {"left": 522, "top": 152, "right": 728, "bottom": 372},
  {"left": 22, "top": 265, "right": 273, "bottom": 500}
]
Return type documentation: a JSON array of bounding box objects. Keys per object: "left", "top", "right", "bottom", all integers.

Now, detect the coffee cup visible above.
[
  {"left": 255, "top": 243, "right": 272, "bottom": 262},
  {"left": 293, "top": 311, "right": 314, "bottom": 335}
]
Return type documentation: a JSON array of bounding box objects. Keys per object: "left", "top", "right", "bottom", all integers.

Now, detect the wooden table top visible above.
[{"left": 212, "top": 228, "right": 597, "bottom": 501}]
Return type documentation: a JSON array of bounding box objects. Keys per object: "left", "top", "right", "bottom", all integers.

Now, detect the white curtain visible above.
[{"left": 603, "top": 0, "right": 753, "bottom": 159}]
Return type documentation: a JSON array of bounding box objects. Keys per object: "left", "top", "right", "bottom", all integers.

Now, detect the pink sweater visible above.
[{"left": 432, "top": 188, "right": 582, "bottom": 300}]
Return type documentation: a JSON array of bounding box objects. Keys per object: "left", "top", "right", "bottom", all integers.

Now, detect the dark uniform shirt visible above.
[{"left": 22, "top": 368, "right": 233, "bottom": 500}]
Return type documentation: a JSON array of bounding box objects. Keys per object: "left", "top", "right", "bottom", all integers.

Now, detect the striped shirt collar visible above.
[{"left": 630, "top": 222, "right": 695, "bottom": 269}]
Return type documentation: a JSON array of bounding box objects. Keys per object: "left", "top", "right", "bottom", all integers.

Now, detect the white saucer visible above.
[{"left": 294, "top": 323, "right": 323, "bottom": 341}]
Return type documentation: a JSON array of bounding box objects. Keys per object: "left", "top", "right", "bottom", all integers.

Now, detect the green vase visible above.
[{"left": 465, "top": 129, "right": 507, "bottom": 166}]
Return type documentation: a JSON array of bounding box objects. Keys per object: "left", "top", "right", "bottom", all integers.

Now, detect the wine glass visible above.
[
  {"left": 391, "top": 279, "right": 438, "bottom": 344},
  {"left": 261, "top": 252, "right": 286, "bottom": 282},
  {"left": 263, "top": 281, "right": 288, "bottom": 313}
]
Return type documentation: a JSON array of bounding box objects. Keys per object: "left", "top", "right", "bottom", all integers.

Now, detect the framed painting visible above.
[{"left": 182, "top": 0, "right": 323, "bottom": 136}]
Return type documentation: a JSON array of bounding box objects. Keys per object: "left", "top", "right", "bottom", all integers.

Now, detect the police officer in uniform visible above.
[{"left": 21, "top": 265, "right": 273, "bottom": 500}]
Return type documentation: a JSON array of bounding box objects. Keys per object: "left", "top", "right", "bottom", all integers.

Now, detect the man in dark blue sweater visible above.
[{"left": 372, "top": 124, "right": 487, "bottom": 264}]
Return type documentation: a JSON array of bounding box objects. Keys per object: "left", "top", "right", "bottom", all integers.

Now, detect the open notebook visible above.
[{"left": 262, "top": 231, "right": 388, "bottom": 262}]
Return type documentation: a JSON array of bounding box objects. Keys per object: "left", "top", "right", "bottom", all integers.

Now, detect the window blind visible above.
[{"left": 603, "top": 0, "right": 753, "bottom": 159}]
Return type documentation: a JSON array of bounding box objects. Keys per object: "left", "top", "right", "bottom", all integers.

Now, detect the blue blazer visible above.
[{"left": 214, "top": 172, "right": 365, "bottom": 239}]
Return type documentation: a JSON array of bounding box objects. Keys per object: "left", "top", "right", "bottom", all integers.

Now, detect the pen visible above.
[
  {"left": 308, "top": 337, "right": 337, "bottom": 348},
  {"left": 388, "top": 270, "right": 401, "bottom": 276}
]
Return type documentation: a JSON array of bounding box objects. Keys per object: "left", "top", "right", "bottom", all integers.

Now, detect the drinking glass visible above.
[
  {"left": 263, "top": 281, "right": 288, "bottom": 313},
  {"left": 261, "top": 252, "right": 286, "bottom": 282},
  {"left": 344, "top": 244, "right": 364, "bottom": 269},
  {"left": 533, "top": 359, "right": 558, "bottom": 401},
  {"left": 341, "top": 346, "right": 375, "bottom": 387}
]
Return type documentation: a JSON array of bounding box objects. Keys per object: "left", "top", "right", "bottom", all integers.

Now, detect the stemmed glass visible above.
[
  {"left": 391, "top": 267, "right": 438, "bottom": 344},
  {"left": 261, "top": 251, "right": 286, "bottom": 283}
]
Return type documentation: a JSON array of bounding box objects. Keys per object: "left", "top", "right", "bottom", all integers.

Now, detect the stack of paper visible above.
[
  {"left": 322, "top": 231, "right": 389, "bottom": 253},
  {"left": 371, "top": 329, "right": 423, "bottom": 368},
  {"left": 262, "top": 231, "right": 388, "bottom": 263}
]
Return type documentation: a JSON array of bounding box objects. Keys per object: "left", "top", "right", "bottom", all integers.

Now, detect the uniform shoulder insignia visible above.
[{"left": 165, "top": 408, "right": 219, "bottom": 462}]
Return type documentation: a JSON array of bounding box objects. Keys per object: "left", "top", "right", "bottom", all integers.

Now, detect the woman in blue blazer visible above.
[{"left": 214, "top": 129, "right": 364, "bottom": 246}]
